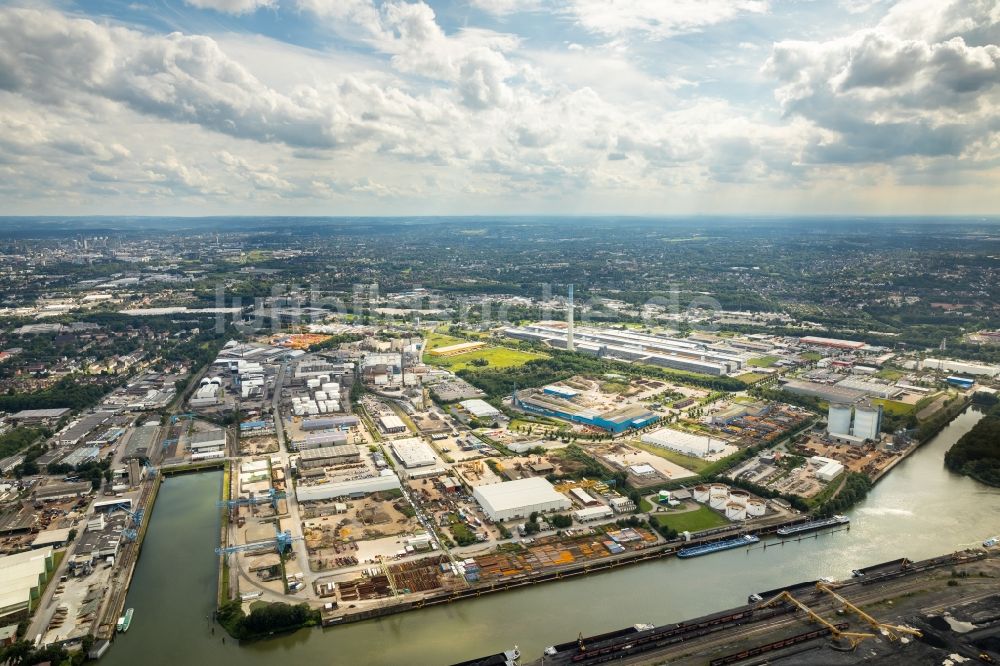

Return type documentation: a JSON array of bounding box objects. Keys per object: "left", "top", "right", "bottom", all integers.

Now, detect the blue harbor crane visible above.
[
  {"left": 215, "top": 528, "right": 303, "bottom": 557},
  {"left": 121, "top": 506, "right": 145, "bottom": 542},
  {"left": 170, "top": 413, "right": 196, "bottom": 424},
  {"left": 217, "top": 489, "right": 287, "bottom": 510}
]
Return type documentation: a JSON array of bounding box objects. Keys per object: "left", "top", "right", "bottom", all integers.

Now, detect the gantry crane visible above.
[
  {"left": 216, "top": 528, "right": 303, "bottom": 557},
  {"left": 121, "top": 507, "right": 145, "bottom": 542},
  {"left": 759, "top": 591, "right": 876, "bottom": 649},
  {"left": 816, "top": 583, "right": 923, "bottom": 641},
  {"left": 217, "top": 488, "right": 286, "bottom": 510},
  {"left": 378, "top": 555, "right": 399, "bottom": 597}
]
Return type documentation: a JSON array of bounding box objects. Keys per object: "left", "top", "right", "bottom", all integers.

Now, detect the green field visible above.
[
  {"left": 426, "top": 346, "right": 547, "bottom": 372},
  {"left": 875, "top": 367, "right": 905, "bottom": 380},
  {"left": 737, "top": 372, "right": 769, "bottom": 384},
  {"left": 801, "top": 351, "right": 823, "bottom": 362},
  {"left": 747, "top": 355, "right": 778, "bottom": 368},
  {"left": 871, "top": 398, "right": 915, "bottom": 416},
  {"left": 632, "top": 441, "right": 711, "bottom": 474},
  {"left": 423, "top": 330, "right": 547, "bottom": 372},
  {"left": 425, "top": 331, "right": 466, "bottom": 350},
  {"left": 652, "top": 505, "right": 729, "bottom": 533}
]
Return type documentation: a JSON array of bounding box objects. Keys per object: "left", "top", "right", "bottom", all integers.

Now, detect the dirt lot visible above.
[{"left": 240, "top": 435, "right": 279, "bottom": 455}]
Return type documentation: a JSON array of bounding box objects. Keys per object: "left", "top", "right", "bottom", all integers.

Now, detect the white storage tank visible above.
[
  {"left": 315, "top": 391, "right": 327, "bottom": 401},
  {"left": 322, "top": 382, "right": 339, "bottom": 392},
  {"left": 747, "top": 498, "right": 766, "bottom": 517},
  {"left": 709, "top": 484, "right": 729, "bottom": 510},
  {"left": 725, "top": 502, "right": 747, "bottom": 521},
  {"left": 693, "top": 485, "right": 709, "bottom": 503},
  {"left": 728, "top": 490, "right": 749, "bottom": 507},
  {"left": 307, "top": 379, "right": 320, "bottom": 389},
  {"left": 828, "top": 403, "right": 853, "bottom": 436}
]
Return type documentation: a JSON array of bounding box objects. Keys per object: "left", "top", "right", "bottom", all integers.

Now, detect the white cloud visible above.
[
  {"left": 765, "top": 0, "right": 1000, "bottom": 164},
  {"left": 563, "top": 0, "right": 769, "bottom": 39},
  {"left": 183, "top": 0, "right": 276, "bottom": 15},
  {"left": 0, "top": 1, "right": 997, "bottom": 215},
  {"left": 469, "top": 0, "right": 542, "bottom": 15}
]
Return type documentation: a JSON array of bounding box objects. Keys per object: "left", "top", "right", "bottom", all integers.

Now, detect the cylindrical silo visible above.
[
  {"left": 725, "top": 502, "right": 747, "bottom": 521},
  {"left": 728, "top": 490, "right": 749, "bottom": 507},
  {"left": 747, "top": 498, "right": 766, "bottom": 517},
  {"left": 828, "top": 403, "right": 853, "bottom": 436},
  {"left": 693, "top": 485, "right": 710, "bottom": 503},
  {"left": 709, "top": 484, "right": 729, "bottom": 510}
]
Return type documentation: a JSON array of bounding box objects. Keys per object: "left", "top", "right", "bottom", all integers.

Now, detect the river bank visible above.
[{"left": 101, "top": 405, "right": 999, "bottom": 666}]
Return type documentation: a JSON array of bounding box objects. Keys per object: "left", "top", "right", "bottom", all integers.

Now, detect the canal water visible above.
[{"left": 104, "top": 406, "right": 1000, "bottom": 666}]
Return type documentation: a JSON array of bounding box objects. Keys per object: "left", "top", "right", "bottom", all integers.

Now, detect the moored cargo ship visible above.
[
  {"left": 676, "top": 535, "right": 759, "bottom": 558},
  {"left": 451, "top": 646, "right": 520, "bottom": 665},
  {"left": 776, "top": 515, "right": 849, "bottom": 537}
]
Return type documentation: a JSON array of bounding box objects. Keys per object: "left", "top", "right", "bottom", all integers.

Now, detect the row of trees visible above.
[{"left": 945, "top": 397, "right": 1000, "bottom": 487}]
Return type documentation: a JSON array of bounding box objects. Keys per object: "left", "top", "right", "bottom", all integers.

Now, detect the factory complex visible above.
[
  {"left": 512, "top": 385, "right": 659, "bottom": 434},
  {"left": 504, "top": 322, "right": 746, "bottom": 375}
]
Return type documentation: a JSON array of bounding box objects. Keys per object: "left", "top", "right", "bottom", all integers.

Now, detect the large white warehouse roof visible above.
[
  {"left": 390, "top": 438, "right": 438, "bottom": 468},
  {"left": 460, "top": 399, "right": 501, "bottom": 419},
  {"left": 473, "top": 477, "right": 571, "bottom": 521}
]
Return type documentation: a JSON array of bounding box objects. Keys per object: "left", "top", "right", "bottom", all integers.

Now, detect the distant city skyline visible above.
[{"left": 1, "top": 0, "right": 998, "bottom": 216}]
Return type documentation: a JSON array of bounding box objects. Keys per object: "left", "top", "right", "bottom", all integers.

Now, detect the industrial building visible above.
[
  {"left": 834, "top": 377, "right": 900, "bottom": 399},
  {"left": 298, "top": 444, "right": 361, "bottom": 468},
  {"left": 946, "top": 376, "right": 975, "bottom": 389},
  {"left": 0, "top": 547, "right": 54, "bottom": 619},
  {"left": 815, "top": 458, "right": 845, "bottom": 482},
  {"left": 799, "top": 336, "right": 866, "bottom": 350},
  {"left": 292, "top": 431, "right": 349, "bottom": 451},
  {"left": 460, "top": 399, "right": 501, "bottom": 419},
  {"left": 641, "top": 427, "right": 728, "bottom": 458},
  {"left": 377, "top": 414, "right": 407, "bottom": 434},
  {"left": 301, "top": 416, "right": 359, "bottom": 431},
  {"left": 781, "top": 379, "right": 867, "bottom": 404},
  {"left": 295, "top": 471, "right": 401, "bottom": 502},
  {"left": 918, "top": 358, "right": 1000, "bottom": 377},
  {"left": 472, "top": 477, "right": 572, "bottom": 522},
  {"left": 55, "top": 411, "right": 112, "bottom": 446},
  {"left": 8, "top": 408, "right": 70, "bottom": 424},
  {"left": 389, "top": 438, "right": 438, "bottom": 469},
  {"left": 513, "top": 389, "right": 658, "bottom": 434},
  {"left": 61, "top": 446, "right": 100, "bottom": 467},
  {"left": 123, "top": 424, "right": 159, "bottom": 461},
  {"left": 504, "top": 323, "right": 744, "bottom": 376},
  {"left": 188, "top": 429, "right": 227, "bottom": 453},
  {"left": 574, "top": 506, "right": 613, "bottom": 523}
]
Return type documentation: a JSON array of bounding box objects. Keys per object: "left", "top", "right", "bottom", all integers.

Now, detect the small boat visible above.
[
  {"left": 984, "top": 536, "right": 999, "bottom": 548},
  {"left": 117, "top": 608, "right": 134, "bottom": 633}
]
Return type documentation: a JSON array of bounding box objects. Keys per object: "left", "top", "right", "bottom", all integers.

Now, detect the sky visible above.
[{"left": 0, "top": 0, "right": 998, "bottom": 216}]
